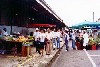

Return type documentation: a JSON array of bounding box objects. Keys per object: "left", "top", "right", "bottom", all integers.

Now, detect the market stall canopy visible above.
[
  {"left": 75, "top": 21, "right": 100, "bottom": 26},
  {"left": 72, "top": 21, "right": 100, "bottom": 29},
  {"left": 0, "top": 0, "right": 66, "bottom": 28},
  {"left": 36, "top": 0, "right": 62, "bottom": 22},
  {"left": 28, "top": 24, "right": 56, "bottom": 28}
]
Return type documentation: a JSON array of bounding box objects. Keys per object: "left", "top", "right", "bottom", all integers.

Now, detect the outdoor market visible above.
[
  {"left": 1, "top": 0, "right": 100, "bottom": 67},
  {"left": 0, "top": 0, "right": 66, "bottom": 58}
]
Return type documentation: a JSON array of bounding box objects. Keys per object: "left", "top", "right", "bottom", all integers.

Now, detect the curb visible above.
[
  {"left": 17, "top": 43, "right": 64, "bottom": 67},
  {"left": 45, "top": 44, "right": 64, "bottom": 67}
]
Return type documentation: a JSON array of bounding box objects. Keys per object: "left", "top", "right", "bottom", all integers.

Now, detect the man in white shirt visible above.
[
  {"left": 34, "top": 28, "right": 41, "bottom": 54},
  {"left": 45, "top": 28, "right": 53, "bottom": 40},
  {"left": 39, "top": 29, "right": 46, "bottom": 56},
  {"left": 34, "top": 28, "right": 40, "bottom": 41},
  {"left": 45, "top": 28, "right": 52, "bottom": 55},
  {"left": 51, "top": 29, "right": 57, "bottom": 50},
  {"left": 83, "top": 31, "right": 89, "bottom": 49}
]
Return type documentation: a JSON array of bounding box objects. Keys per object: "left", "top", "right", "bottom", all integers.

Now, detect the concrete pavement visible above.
[
  {"left": 51, "top": 41, "right": 100, "bottom": 67},
  {"left": 51, "top": 47, "right": 92, "bottom": 67},
  {"left": 1, "top": 40, "right": 100, "bottom": 67}
]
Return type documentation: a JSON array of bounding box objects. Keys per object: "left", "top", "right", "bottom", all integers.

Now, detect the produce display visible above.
[
  {"left": 88, "top": 37, "right": 96, "bottom": 45},
  {"left": 2, "top": 35, "right": 34, "bottom": 41},
  {"left": 1, "top": 35, "right": 34, "bottom": 46},
  {"left": 0, "top": 34, "right": 34, "bottom": 56},
  {"left": 16, "top": 36, "right": 28, "bottom": 42},
  {"left": 95, "top": 37, "right": 100, "bottom": 45}
]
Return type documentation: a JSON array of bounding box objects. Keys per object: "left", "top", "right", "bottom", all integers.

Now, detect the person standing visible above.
[
  {"left": 75, "top": 30, "right": 81, "bottom": 50},
  {"left": 39, "top": 29, "right": 46, "bottom": 56},
  {"left": 45, "top": 28, "right": 52, "bottom": 55},
  {"left": 51, "top": 29, "right": 57, "bottom": 50},
  {"left": 56, "top": 29, "right": 61, "bottom": 49},
  {"left": 88, "top": 34, "right": 94, "bottom": 50},
  {"left": 65, "top": 30, "right": 69, "bottom": 51},
  {"left": 79, "top": 31, "right": 84, "bottom": 50},
  {"left": 83, "top": 31, "right": 89, "bottom": 49},
  {"left": 71, "top": 31, "right": 76, "bottom": 50},
  {"left": 34, "top": 28, "right": 41, "bottom": 54}
]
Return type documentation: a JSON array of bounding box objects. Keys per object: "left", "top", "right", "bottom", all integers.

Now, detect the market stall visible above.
[
  {"left": 72, "top": 21, "right": 100, "bottom": 29},
  {"left": 0, "top": 35, "right": 34, "bottom": 57}
]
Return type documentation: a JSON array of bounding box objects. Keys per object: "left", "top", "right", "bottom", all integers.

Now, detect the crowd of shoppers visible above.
[
  {"left": 33, "top": 28, "right": 63, "bottom": 56},
  {"left": 33, "top": 28, "right": 100, "bottom": 56},
  {"left": 70, "top": 29, "right": 100, "bottom": 50},
  {"left": 1, "top": 27, "right": 100, "bottom": 57}
]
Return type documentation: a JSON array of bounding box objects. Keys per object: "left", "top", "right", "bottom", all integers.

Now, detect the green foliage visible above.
[
  {"left": 88, "top": 37, "right": 96, "bottom": 45},
  {"left": 95, "top": 37, "right": 100, "bottom": 45}
]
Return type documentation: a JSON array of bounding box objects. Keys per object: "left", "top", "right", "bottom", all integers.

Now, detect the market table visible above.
[
  {"left": 0, "top": 39, "right": 33, "bottom": 57},
  {"left": 0, "top": 39, "right": 22, "bottom": 54}
]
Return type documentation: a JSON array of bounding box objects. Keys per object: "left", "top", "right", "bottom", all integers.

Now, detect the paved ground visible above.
[
  {"left": 87, "top": 50, "right": 100, "bottom": 67},
  {"left": 1, "top": 40, "right": 100, "bottom": 67},
  {"left": 21, "top": 41, "right": 64, "bottom": 67},
  {"left": 51, "top": 41, "right": 100, "bottom": 67},
  {"left": 0, "top": 40, "right": 64, "bottom": 67},
  {"left": 0, "top": 47, "right": 60, "bottom": 67}
]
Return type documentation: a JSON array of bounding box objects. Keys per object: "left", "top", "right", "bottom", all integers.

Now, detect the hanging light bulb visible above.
[{"left": 16, "top": 14, "right": 18, "bottom": 16}]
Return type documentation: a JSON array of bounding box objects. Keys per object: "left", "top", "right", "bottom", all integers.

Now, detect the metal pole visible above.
[
  {"left": 93, "top": 12, "right": 94, "bottom": 22},
  {"left": 10, "top": 20, "right": 13, "bottom": 35}
]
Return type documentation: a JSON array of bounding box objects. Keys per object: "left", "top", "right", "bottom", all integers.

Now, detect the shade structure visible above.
[
  {"left": 28, "top": 24, "right": 56, "bottom": 28},
  {"left": 0, "top": 0, "right": 66, "bottom": 28},
  {"left": 75, "top": 21, "right": 100, "bottom": 26},
  {"left": 72, "top": 21, "right": 100, "bottom": 29}
]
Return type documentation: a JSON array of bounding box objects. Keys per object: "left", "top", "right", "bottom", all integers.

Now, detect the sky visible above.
[{"left": 45, "top": 0, "right": 100, "bottom": 27}]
